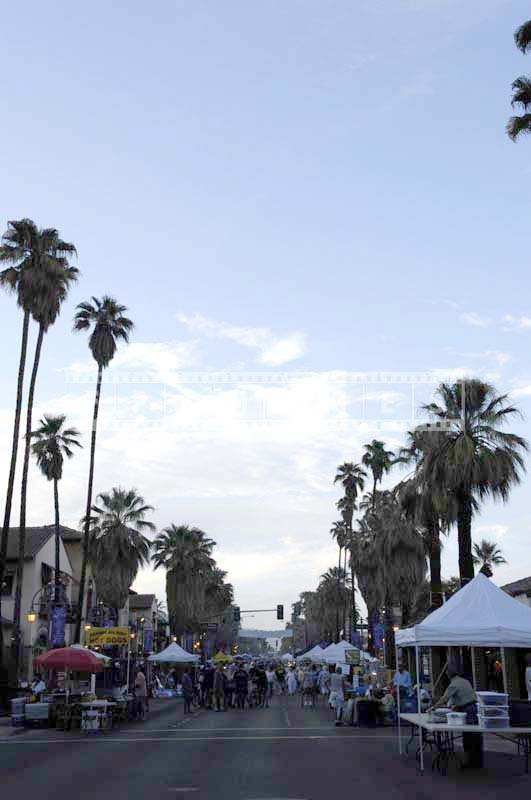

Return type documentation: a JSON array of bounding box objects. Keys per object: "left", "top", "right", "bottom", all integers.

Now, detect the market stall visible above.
[
  {"left": 296, "top": 645, "right": 325, "bottom": 663},
  {"left": 394, "top": 573, "right": 531, "bottom": 773},
  {"left": 147, "top": 642, "right": 200, "bottom": 664}
]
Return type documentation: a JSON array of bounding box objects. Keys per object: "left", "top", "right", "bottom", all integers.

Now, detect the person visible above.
[
  {"left": 430, "top": 665, "right": 482, "bottom": 769},
  {"left": 287, "top": 667, "right": 298, "bottom": 695},
  {"left": 224, "top": 664, "right": 235, "bottom": 709},
  {"left": 265, "top": 665, "right": 276, "bottom": 707},
  {"left": 31, "top": 673, "right": 46, "bottom": 697},
  {"left": 526, "top": 653, "right": 531, "bottom": 701},
  {"left": 255, "top": 663, "right": 268, "bottom": 708},
  {"left": 301, "top": 667, "right": 317, "bottom": 707},
  {"left": 181, "top": 668, "right": 194, "bottom": 715},
  {"left": 213, "top": 665, "right": 227, "bottom": 712},
  {"left": 329, "top": 667, "right": 347, "bottom": 725},
  {"left": 379, "top": 688, "right": 396, "bottom": 724},
  {"left": 275, "top": 664, "right": 286, "bottom": 693},
  {"left": 393, "top": 664, "right": 413, "bottom": 699},
  {"left": 234, "top": 663, "right": 249, "bottom": 709},
  {"left": 202, "top": 664, "right": 214, "bottom": 709},
  {"left": 317, "top": 666, "right": 330, "bottom": 697},
  {"left": 134, "top": 668, "right": 148, "bottom": 720}
]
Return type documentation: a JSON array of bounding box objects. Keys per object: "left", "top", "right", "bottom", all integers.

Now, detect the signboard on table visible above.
[
  {"left": 86, "top": 627, "right": 130, "bottom": 647},
  {"left": 345, "top": 649, "right": 360, "bottom": 666}
]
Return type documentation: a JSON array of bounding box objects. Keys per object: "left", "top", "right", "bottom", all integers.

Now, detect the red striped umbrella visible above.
[{"left": 35, "top": 646, "right": 103, "bottom": 673}]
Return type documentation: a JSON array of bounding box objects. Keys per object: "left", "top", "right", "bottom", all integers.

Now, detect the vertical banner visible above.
[
  {"left": 143, "top": 628, "right": 153, "bottom": 653},
  {"left": 50, "top": 605, "right": 67, "bottom": 647},
  {"left": 373, "top": 623, "right": 385, "bottom": 650}
]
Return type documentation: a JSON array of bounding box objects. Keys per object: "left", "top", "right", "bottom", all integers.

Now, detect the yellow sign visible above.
[{"left": 86, "top": 627, "right": 130, "bottom": 647}]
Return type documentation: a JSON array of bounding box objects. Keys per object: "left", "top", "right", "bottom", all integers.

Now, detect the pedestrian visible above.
[
  {"left": 287, "top": 667, "right": 298, "bottom": 695},
  {"left": 202, "top": 664, "right": 214, "bottom": 708},
  {"left": 430, "top": 665, "right": 482, "bottom": 768},
  {"left": 225, "top": 665, "right": 235, "bottom": 709},
  {"left": 317, "top": 665, "right": 330, "bottom": 698},
  {"left": 275, "top": 664, "right": 286, "bottom": 693},
  {"left": 134, "top": 667, "right": 148, "bottom": 721},
  {"left": 393, "top": 663, "right": 413, "bottom": 700},
  {"left": 255, "top": 663, "right": 268, "bottom": 708},
  {"left": 265, "top": 664, "right": 276, "bottom": 707},
  {"left": 181, "top": 668, "right": 194, "bottom": 715},
  {"left": 213, "top": 664, "right": 227, "bottom": 712},
  {"left": 329, "top": 666, "right": 347, "bottom": 726},
  {"left": 234, "top": 663, "right": 249, "bottom": 709}
]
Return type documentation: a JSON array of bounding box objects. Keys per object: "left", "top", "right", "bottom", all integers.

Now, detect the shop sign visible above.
[{"left": 86, "top": 626, "right": 130, "bottom": 647}]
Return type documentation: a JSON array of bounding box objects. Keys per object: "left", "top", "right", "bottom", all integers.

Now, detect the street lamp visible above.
[{"left": 26, "top": 609, "right": 37, "bottom": 624}]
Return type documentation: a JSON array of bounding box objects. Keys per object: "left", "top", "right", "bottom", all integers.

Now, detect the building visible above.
[
  {"left": 128, "top": 593, "right": 158, "bottom": 655},
  {"left": 1, "top": 526, "right": 79, "bottom": 677},
  {"left": 501, "top": 576, "right": 531, "bottom": 609}
]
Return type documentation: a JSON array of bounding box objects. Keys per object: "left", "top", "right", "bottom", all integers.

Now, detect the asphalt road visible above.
[{"left": 0, "top": 695, "right": 529, "bottom": 799}]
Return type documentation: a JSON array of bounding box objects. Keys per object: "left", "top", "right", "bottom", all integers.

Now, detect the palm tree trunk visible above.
[
  {"left": 0, "top": 310, "right": 30, "bottom": 673},
  {"left": 350, "top": 552, "right": 357, "bottom": 640},
  {"left": 74, "top": 364, "right": 103, "bottom": 643},
  {"left": 372, "top": 476, "right": 377, "bottom": 511},
  {"left": 456, "top": 489, "right": 475, "bottom": 586},
  {"left": 428, "top": 518, "right": 442, "bottom": 609},
  {"left": 12, "top": 324, "right": 45, "bottom": 680},
  {"left": 343, "top": 547, "right": 349, "bottom": 638},
  {"left": 336, "top": 546, "right": 342, "bottom": 642},
  {"left": 54, "top": 478, "right": 60, "bottom": 604}
]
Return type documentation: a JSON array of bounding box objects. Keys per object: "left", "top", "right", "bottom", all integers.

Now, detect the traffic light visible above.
[
  {"left": 276, "top": 604, "right": 284, "bottom": 621},
  {"left": 233, "top": 606, "right": 241, "bottom": 622}
]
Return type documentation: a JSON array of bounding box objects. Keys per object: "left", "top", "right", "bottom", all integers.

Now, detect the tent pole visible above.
[
  {"left": 396, "top": 642, "right": 402, "bottom": 754},
  {"left": 501, "top": 647, "right": 508, "bottom": 695},
  {"left": 126, "top": 643, "right": 131, "bottom": 690},
  {"left": 471, "top": 647, "right": 477, "bottom": 690},
  {"left": 415, "top": 644, "right": 424, "bottom": 774}
]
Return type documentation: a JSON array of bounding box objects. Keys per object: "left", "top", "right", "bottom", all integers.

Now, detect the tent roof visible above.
[
  {"left": 322, "top": 640, "right": 356, "bottom": 662},
  {"left": 296, "top": 645, "right": 325, "bottom": 662},
  {"left": 395, "top": 573, "right": 531, "bottom": 648},
  {"left": 147, "top": 642, "right": 199, "bottom": 663}
]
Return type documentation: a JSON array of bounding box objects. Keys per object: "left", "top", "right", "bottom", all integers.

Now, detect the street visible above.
[{"left": 0, "top": 696, "right": 529, "bottom": 799}]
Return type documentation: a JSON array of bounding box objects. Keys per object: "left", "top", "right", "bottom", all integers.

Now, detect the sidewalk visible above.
[{"left": 0, "top": 696, "right": 182, "bottom": 739}]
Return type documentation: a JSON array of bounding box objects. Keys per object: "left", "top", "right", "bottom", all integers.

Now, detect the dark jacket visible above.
[{"left": 234, "top": 669, "right": 249, "bottom": 693}]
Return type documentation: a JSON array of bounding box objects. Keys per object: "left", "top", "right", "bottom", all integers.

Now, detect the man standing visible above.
[
  {"left": 329, "top": 666, "right": 347, "bottom": 726},
  {"left": 255, "top": 663, "right": 268, "bottom": 708},
  {"left": 234, "top": 663, "right": 249, "bottom": 709},
  {"left": 181, "top": 669, "right": 194, "bottom": 715},
  {"left": 134, "top": 667, "right": 147, "bottom": 721},
  {"left": 213, "top": 665, "right": 226, "bottom": 712},
  {"left": 431, "top": 666, "right": 482, "bottom": 769},
  {"left": 393, "top": 663, "right": 413, "bottom": 698}
]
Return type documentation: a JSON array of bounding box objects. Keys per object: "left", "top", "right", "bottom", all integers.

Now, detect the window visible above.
[
  {"left": 41, "top": 563, "right": 53, "bottom": 587},
  {"left": 1, "top": 573, "right": 14, "bottom": 596}
]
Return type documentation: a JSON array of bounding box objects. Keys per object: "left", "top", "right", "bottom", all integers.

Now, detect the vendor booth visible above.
[
  {"left": 395, "top": 573, "right": 531, "bottom": 773},
  {"left": 147, "top": 642, "right": 199, "bottom": 664},
  {"left": 296, "top": 645, "right": 325, "bottom": 663}
]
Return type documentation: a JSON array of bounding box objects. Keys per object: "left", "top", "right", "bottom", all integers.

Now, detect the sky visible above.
[{"left": 1, "top": 0, "right": 531, "bottom": 630}]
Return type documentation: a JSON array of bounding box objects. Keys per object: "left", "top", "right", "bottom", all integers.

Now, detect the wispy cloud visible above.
[
  {"left": 502, "top": 315, "right": 531, "bottom": 332},
  {"left": 176, "top": 313, "right": 307, "bottom": 366},
  {"left": 459, "top": 311, "right": 491, "bottom": 328},
  {"left": 453, "top": 350, "right": 512, "bottom": 367},
  {"left": 475, "top": 524, "right": 509, "bottom": 538}
]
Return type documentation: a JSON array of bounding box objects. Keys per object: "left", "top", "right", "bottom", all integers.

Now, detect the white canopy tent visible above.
[
  {"left": 70, "top": 643, "right": 111, "bottom": 663},
  {"left": 322, "top": 640, "right": 356, "bottom": 664},
  {"left": 395, "top": 573, "right": 531, "bottom": 773},
  {"left": 147, "top": 642, "right": 200, "bottom": 663},
  {"left": 296, "top": 645, "right": 325, "bottom": 663}
]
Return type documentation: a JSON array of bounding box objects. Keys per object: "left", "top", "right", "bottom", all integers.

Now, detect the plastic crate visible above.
[
  {"left": 476, "top": 692, "right": 509, "bottom": 707},
  {"left": 477, "top": 705, "right": 509, "bottom": 718},
  {"left": 478, "top": 715, "right": 510, "bottom": 729}
]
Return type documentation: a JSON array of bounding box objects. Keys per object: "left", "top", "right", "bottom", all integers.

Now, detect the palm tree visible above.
[
  {"left": 88, "top": 488, "right": 154, "bottom": 612},
  {"left": 508, "top": 20, "right": 531, "bottom": 140},
  {"left": 330, "top": 520, "right": 348, "bottom": 641},
  {"left": 73, "top": 297, "right": 133, "bottom": 641},
  {"left": 153, "top": 524, "right": 216, "bottom": 636},
  {"left": 318, "top": 567, "right": 351, "bottom": 643},
  {"left": 334, "top": 462, "right": 365, "bottom": 637},
  {"left": 0, "top": 220, "right": 76, "bottom": 668},
  {"left": 472, "top": 539, "right": 507, "bottom": 578},
  {"left": 31, "top": 415, "right": 82, "bottom": 604},
  {"left": 11, "top": 227, "right": 77, "bottom": 675},
  {"left": 423, "top": 379, "right": 527, "bottom": 586},
  {"left": 361, "top": 440, "right": 395, "bottom": 510}
]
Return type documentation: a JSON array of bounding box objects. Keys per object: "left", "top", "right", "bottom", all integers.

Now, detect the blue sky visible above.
[{"left": 1, "top": 1, "right": 531, "bottom": 629}]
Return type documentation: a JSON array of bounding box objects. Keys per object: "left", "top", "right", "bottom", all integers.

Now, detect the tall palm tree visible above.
[
  {"left": 153, "top": 524, "right": 216, "bottom": 636},
  {"left": 31, "top": 415, "right": 82, "bottom": 603},
  {"left": 11, "top": 228, "right": 77, "bottom": 675},
  {"left": 423, "top": 379, "right": 527, "bottom": 586},
  {"left": 88, "top": 488, "right": 154, "bottom": 612},
  {"left": 334, "top": 462, "right": 365, "bottom": 637},
  {"left": 361, "top": 440, "right": 395, "bottom": 510},
  {"left": 73, "top": 296, "right": 133, "bottom": 641},
  {"left": 0, "top": 220, "right": 76, "bottom": 668},
  {"left": 508, "top": 19, "right": 531, "bottom": 140},
  {"left": 472, "top": 539, "right": 507, "bottom": 578},
  {"left": 330, "top": 520, "right": 348, "bottom": 640}
]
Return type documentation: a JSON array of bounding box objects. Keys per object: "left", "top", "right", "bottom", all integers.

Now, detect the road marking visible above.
[
  {"left": 168, "top": 789, "right": 198, "bottom": 793},
  {"left": 0, "top": 734, "right": 396, "bottom": 744}
]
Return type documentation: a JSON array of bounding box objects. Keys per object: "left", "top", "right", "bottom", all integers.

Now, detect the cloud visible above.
[
  {"left": 453, "top": 350, "right": 512, "bottom": 368},
  {"left": 475, "top": 524, "right": 509, "bottom": 538},
  {"left": 501, "top": 315, "right": 531, "bottom": 332},
  {"left": 459, "top": 311, "right": 491, "bottom": 328},
  {"left": 64, "top": 340, "right": 199, "bottom": 381},
  {"left": 176, "top": 313, "right": 307, "bottom": 366}
]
